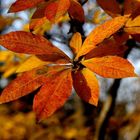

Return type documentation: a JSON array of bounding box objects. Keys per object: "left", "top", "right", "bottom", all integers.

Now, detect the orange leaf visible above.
[
  {"left": 68, "top": 0, "right": 85, "bottom": 22},
  {"left": 30, "top": 18, "right": 46, "bottom": 30},
  {"left": 45, "top": 0, "right": 70, "bottom": 22},
  {"left": 0, "top": 65, "right": 67, "bottom": 104},
  {"left": 33, "top": 69, "right": 72, "bottom": 120},
  {"left": 125, "top": 15, "right": 140, "bottom": 27},
  {"left": 72, "top": 68, "right": 99, "bottom": 106},
  {"left": 69, "top": 32, "right": 82, "bottom": 55},
  {"left": 9, "top": 0, "right": 44, "bottom": 13},
  {"left": 97, "top": 0, "right": 121, "bottom": 17},
  {"left": 76, "top": 16, "right": 128, "bottom": 59},
  {"left": 124, "top": 27, "right": 140, "bottom": 34},
  {"left": 82, "top": 56, "right": 137, "bottom": 78},
  {"left": 0, "top": 31, "right": 70, "bottom": 61}
]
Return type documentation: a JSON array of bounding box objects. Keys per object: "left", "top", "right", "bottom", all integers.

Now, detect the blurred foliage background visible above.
[{"left": 0, "top": 0, "right": 140, "bottom": 140}]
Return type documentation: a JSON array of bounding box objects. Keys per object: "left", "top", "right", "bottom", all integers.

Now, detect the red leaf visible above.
[
  {"left": 33, "top": 69, "right": 72, "bottom": 120},
  {"left": 72, "top": 68, "right": 99, "bottom": 106},
  {"left": 85, "top": 38, "right": 128, "bottom": 59},
  {"left": 0, "top": 31, "right": 70, "bottom": 61},
  {"left": 97, "top": 0, "right": 121, "bottom": 17},
  {"left": 0, "top": 65, "right": 67, "bottom": 104},
  {"left": 9, "top": 0, "right": 44, "bottom": 13},
  {"left": 68, "top": 0, "right": 85, "bottom": 22},
  {"left": 45, "top": 0, "right": 70, "bottom": 22}
]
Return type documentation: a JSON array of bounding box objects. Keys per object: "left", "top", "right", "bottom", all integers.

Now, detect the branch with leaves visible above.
[{"left": 0, "top": 0, "right": 139, "bottom": 126}]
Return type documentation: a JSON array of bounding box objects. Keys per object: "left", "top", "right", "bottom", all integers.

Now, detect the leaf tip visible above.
[
  {"left": 88, "top": 98, "right": 99, "bottom": 107},
  {"left": 7, "top": 7, "right": 14, "bottom": 13}
]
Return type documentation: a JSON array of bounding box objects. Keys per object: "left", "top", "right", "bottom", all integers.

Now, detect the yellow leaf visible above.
[
  {"left": 3, "top": 66, "right": 18, "bottom": 78},
  {"left": 82, "top": 56, "right": 137, "bottom": 78},
  {"left": 125, "top": 15, "right": 140, "bottom": 27},
  {"left": 124, "top": 27, "right": 140, "bottom": 34},
  {"left": 69, "top": 32, "right": 82, "bottom": 55},
  {"left": 16, "top": 55, "right": 48, "bottom": 73},
  {"left": 0, "top": 51, "right": 14, "bottom": 62}
]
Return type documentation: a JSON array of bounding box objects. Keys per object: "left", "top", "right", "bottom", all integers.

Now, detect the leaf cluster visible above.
[{"left": 0, "top": 0, "right": 140, "bottom": 121}]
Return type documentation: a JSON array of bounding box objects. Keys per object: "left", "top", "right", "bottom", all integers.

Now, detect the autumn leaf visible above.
[
  {"left": 9, "top": 0, "right": 83, "bottom": 23},
  {"left": 0, "top": 31, "right": 70, "bottom": 61},
  {"left": 124, "top": 27, "right": 140, "bottom": 34},
  {"left": 16, "top": 55, "right": 49, "bottom": 73},
  {"left": 76, "top": 16, "right": 128, "bottom": 59},
  {"left": 44, "top": 0, "right": 70, "bottom": 22},
  {"left": 124, "top": 15, "right": 140, "bottom": 34},
  {"left": 0, "top": 50, "right": 14, "bottom": 62},
  {"left": 97, "top": 0, "right": 140, "bottom": 43},
  {"left": 97, "top": 0, "right": 121, "bottom": 17},
  {"left": 0, "top": 65, "right": 67, "bottom": 104},
  {"left": 85, "top": 38, "right": 128, "bottom": 59},
  {"left": 124, "top": 0, "right": 140, "bottom": 15},
  {"left": 68, "top": 0, "right": 85, "bottom": 22},
  {"left": 33, "top": 69, "right": 72, "bottom": 119},
  {"left": 29, "top": 18, "right": 52, "bottom": 35},
  {"left": 97, "top": 0, "right": 140, "bottom": 17},
  {"left": 69, "top": 32, "right": 82, "bottom": 55},
  {"left": 82, "top": 56, "right": 137, "bottom": 78},
  {"left": 72, "top": 68, "right": 99, "bottom": 106},
  {"left": 9, "top": 0, "right": 44, "bottom": 13},
  {"left": 125, "top": 15, "right": 140, "bottom": 27},
  {"left": 31, "top": 2, "right": 48, "bottom": 19}
]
